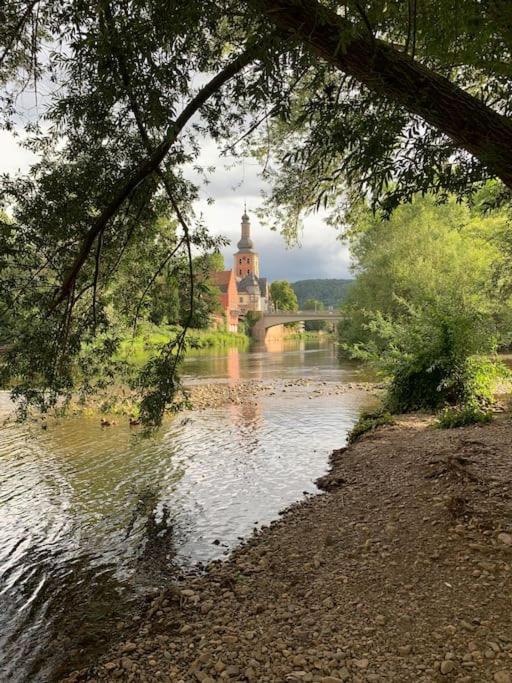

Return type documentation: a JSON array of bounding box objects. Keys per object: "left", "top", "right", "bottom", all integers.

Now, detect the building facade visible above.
[
  {"left": 211, "top": 269, "right": 239, "bottom": 332},
  {"left": 212, "top": 209, "right": 270, "bottom": 329},
  {"left": 234, "top": 211, "right": 269, "bottom": 316}
]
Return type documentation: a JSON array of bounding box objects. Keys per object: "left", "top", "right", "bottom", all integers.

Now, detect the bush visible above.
[
  {"left": 347, "top": 300, "right": 504, "bottom": 415},
  {"left": 436, "top": 405, "right": 493, "bottom": 429},
  {"left": 348, "top": 407, "right": 394, "bottom": 443}
]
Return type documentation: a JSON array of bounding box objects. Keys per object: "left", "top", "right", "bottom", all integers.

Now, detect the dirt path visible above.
[{"left": 65, "top": 415, "right": 512, "bottom": 683}]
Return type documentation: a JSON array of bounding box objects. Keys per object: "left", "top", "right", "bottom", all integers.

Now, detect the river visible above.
[{"left": 0, "top": 338, "right": 373, "bottom": 681}]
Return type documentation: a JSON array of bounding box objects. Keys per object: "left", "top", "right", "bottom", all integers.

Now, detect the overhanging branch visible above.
[
  {"left": 254, "top": 0, "right": 512, "bottom": 188},
  {"left": 54, "top": 46, "right": 256, "bottom": 306}
]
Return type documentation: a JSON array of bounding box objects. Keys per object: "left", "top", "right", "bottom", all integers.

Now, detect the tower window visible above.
[{"left": 239, "top": 258, "right": 242, "bottom": 264}]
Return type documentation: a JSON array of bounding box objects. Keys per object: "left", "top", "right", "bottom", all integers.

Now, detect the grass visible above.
[
  {"left": 348, "top": 407, "right": 395, "bottom": 443},
  {"left": 118, "top": 323, "right": 249, "bottom": 366},
  {"left": 436, "top": 404, "right": 493, "bottom": 429}
]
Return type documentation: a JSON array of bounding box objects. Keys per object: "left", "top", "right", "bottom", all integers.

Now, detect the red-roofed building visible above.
[
  {"left": 211, "top": 269, "right": 239, "bottom": 332},
  {"left": 211, "top": 210, "right": 270, "bottom": 332}
]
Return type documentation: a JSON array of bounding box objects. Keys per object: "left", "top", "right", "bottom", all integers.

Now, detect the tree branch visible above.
[
  {"left": 254, "top": 0, "right": 512, "bottom": 188},
  {"left": 53, "top": 46, "right": 257, "bottom": 307}
]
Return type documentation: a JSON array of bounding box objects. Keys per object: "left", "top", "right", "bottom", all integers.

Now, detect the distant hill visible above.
[{"left": 291, "top": 279, "right": 354, "bottom": 309}]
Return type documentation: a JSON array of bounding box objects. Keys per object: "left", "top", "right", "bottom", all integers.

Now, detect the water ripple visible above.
[{"left": 0, "top": 344, "right": 373, "bottom": 681}]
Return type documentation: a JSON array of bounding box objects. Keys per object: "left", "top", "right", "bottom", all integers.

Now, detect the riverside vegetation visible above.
[
  {"left": 339, "top": 187, "right": 512, "bottom": 428},
  {"left": 3, "top": 1, "right": 512, "bottom": 681}
]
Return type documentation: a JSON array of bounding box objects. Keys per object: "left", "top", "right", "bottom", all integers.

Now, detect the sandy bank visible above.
[{"left": 66, "top": 414, "right": 512, "bottom": 682}]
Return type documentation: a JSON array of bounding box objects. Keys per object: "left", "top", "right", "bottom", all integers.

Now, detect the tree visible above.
[
  {"left": 340, "top": 191, "right": 511, "bottom": 412},
  {"left": 303, "top": 298, "right": 326, "bottom": 331},
  {"left": 3, "top": 0, "right": 512, "bottom": 424},
  {"left": 270, "top": 280, "right": 299, "bottom": 311},
  {"left": 177, "top": 253, "right": 223, "bottom": 329}
]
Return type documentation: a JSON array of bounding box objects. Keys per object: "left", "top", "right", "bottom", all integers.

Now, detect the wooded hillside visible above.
[{"left": 291, "top": 279, "right": 353, "bottom": 308}]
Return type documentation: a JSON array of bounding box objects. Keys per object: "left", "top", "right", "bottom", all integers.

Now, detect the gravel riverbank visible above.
[
  {"left": 187, "top": 379, "right": 377, "bottom": 410},
  {"left": 64, "top": 413, "right": 512, "bottom": 683}
]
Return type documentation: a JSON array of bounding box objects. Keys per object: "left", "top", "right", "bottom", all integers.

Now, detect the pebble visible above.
[
  {"left": 494, "top": 673, "right": 512, "bottom": 683},
  {"left": 353, "top": 659, "right": 369, "bottom": 670},
  {"left": 498, "top": 533, "right": 512, "bottom": 546},
  {"left": 440, "top": 660, "right": 455, "bottom": 675},
  {"left": 121, "top": 642, "right": 137, "bottom": 653}
]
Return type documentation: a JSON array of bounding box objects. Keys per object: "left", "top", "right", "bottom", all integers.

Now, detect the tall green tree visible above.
[
  {"left": 270, "top": 280, "right": 299, "bottom": 311},
  {"left": 340, "top": 192, "right": 511, "bottom": 412}
]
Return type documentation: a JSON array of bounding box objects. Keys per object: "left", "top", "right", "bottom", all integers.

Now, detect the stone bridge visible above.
[{"left": 251, "top": 310, "right": 344, "bottom": 341}]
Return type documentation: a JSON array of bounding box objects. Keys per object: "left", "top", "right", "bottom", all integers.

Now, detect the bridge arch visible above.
[{"left": 251, "top": 310, "right": 344, "bottom": 341}]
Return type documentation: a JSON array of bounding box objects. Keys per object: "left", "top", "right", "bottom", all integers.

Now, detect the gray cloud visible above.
[{"left": 190, "top": 141, "right": 352, "bottom": 281}]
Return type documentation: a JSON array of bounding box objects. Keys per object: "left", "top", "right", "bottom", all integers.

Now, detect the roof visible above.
[
  {"left": 211, "top": 270, "right": 233, "bottom": 293},
  {"left": 236, "top": 274, "right": 270, "bottom": 296},
  {"left": 237, "top": 273, "right": 260, "bottom": 293},
  {"left": 236, "top": 237, "right": 254, "bottom": 251}
]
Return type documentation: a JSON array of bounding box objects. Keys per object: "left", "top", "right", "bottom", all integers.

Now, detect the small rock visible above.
[
  {"left": 353, "top": 659, "right": 369, "bottom": 670},
  {"left": 498, "top": 533, "right": 512, "bottom": 546},
  {"left": 440, "top": 660, "right": 455, "bottom": 675},
  {"left": 121, "top": 642, "right": 137, "bottom": 653},
  {"left": 494, "top": 672, "right": 512, "bottom": 683},
  {"left": 120, "top": 658, "right": 133, "bottom": 672}
]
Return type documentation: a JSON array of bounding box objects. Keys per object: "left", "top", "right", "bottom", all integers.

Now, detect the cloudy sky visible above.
[{"left": 1, "top": 129, "right": 353, "bottom": 283}]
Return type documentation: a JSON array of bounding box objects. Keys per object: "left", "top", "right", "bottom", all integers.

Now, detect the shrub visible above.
[
  {"left": 347, "top": 300, "right": 505, "bottom": 415},
  {"left": 348, "top": 407, "right": 394, "bottom": 443},
  {"left": 436, "top": 405, "right": 493, "bottom": 429}
]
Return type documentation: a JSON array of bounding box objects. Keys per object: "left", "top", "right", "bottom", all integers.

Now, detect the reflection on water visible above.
[
  {"left": 183, "top": 337, "right": 373, "bottom": 383},
  {"left": 0, "top": 339, "right": 373, "bottom": 681}
]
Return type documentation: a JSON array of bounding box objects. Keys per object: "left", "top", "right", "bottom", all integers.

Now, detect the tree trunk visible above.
[{"left": 255, "top": 0, "right": 512, "bottom": 189}]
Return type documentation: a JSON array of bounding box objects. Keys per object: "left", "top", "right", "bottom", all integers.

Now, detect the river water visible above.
[{"left": 0, "top": 339, "right": 373, "bottom": 681}]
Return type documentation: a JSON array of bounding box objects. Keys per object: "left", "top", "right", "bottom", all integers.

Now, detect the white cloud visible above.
[
  {"left": 188, "top": 140, "right": 352, "bottom": 281},
  {"left": 0, "top": 130, "right": 37, "bottom": 174}
]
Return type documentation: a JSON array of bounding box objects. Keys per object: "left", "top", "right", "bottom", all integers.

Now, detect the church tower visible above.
[{"left": 233, "top": 209, "right": 260, "bottom": 278}]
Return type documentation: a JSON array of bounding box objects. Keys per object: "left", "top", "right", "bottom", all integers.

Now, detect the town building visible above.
[
  {"left": 210, "top": 269, "right": 239, "bottom": 332},
  {"left": 212, "top": 209, "right": 270, "bottom": 331}
]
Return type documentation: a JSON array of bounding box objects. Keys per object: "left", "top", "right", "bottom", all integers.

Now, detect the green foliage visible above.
[
  {"left": 342, "top": 193, "right": 511, "bottom": 413},
  {"left": 270, "top": 280, "right": 298, "bottom": 311},
  {"left": 118, "top": 323, "right": 248, "bottom": 366},
  {"left": 436, "top": 405, "right": 493, "bottom": 429},
  {"left": 3, "top": 0, "right": 512, "bottom": 426},
  {"left": 291, "top": 279, "right": 353, "bottom": 308},
  {"left": 240, "top": 310, "right": 262, "bottom": 335},
  {"left": 348, "top": 408, "right": 394, "bottom": 444}
]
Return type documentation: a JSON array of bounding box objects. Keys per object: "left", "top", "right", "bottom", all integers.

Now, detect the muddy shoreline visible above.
[{"left": 63, "top": 412, "right": 512, "bottom": 683}]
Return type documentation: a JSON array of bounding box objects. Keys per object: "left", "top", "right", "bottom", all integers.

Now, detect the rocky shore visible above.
[
  {"left": 187, "top": 378, "right": 377, "bottom": 411},
  {"left": 64, "top": 413, "right": 512, "bottom": 683}
]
